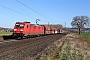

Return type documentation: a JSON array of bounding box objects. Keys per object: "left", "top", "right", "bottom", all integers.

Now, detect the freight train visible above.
[{"left": 13, "top": 22, "right": 60, "bottom": 39}]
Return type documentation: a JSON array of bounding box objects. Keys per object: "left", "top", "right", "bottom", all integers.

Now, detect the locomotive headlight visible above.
[
  {"left": 20, "top": 29, "right": 23, "bottom": 31},
  {"left": 14, "top": 29, "right": 17, "bottom": 31}
]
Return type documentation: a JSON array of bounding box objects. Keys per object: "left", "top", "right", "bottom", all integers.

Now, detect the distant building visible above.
[{"left": 0, "top": 27, "right": 13, "bottom": 32}]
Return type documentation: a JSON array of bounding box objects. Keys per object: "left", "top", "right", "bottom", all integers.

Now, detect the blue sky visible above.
[{"left": 0, "top": 0, "right": 90, "bottom": 28}]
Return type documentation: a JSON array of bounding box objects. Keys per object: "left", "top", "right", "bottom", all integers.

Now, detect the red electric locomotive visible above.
[
  {"left": 13, "top": 22, "right": 44, "bottom": 39},
  {"left": 13, "top": 21, "right": 60, "bottom": 39}
]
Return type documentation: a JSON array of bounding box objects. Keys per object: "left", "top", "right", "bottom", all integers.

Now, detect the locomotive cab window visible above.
[
  {"left": 15, "top": 24, "right": 19, "bottom": 27},
  {"left": 20, "top": 24, "right": 24, "bottom": 28},
  {"left": 15, "top": 24, "right": 24, "bottom": 28}
]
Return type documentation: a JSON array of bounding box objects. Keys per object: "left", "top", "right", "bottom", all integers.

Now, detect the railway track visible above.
[{"left": 0, "top": 33, "right": 67, "bottom": 60}]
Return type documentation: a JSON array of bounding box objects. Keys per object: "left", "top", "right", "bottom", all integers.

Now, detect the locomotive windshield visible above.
[{"left": 15, "top": 24, "right": 24, "bottom": 28}]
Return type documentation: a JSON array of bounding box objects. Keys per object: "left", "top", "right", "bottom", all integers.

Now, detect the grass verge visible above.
[
  {"left": 76, "top": 32, "right": 90, "bottom": 44},
  {"left": 39, "top": 33, "right": 90, "bottom": 60},
  {"left": 0, "top": 32, "right": 12, "bottom": 41},
  {"left": 0, "top": 32, "right": 12, "bottom": 34}
]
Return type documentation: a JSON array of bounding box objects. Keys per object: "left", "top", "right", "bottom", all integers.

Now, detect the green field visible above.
[
  {"left": 0, "top": 32, "right": 12, "bottom": 41},
  {"left": 0, "top": 32, "right": 12, "bottom": 35},
  {"left": 77, "top": 32, "right": 90, "bottom": 44}
]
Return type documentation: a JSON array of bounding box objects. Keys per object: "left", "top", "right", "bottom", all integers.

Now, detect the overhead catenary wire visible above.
[
  {"left": 27, "top": 0, "right": 51, "bottom": 20},
  {"left": 16, "top": 0, "right": 51, "bottom": 20},
  {"left": 4, "top": 0, "right": 34, "bottom": 16},
  {"left": 27, "top": 0, "right": 45, "bottom": 14},
  {"left": 0, "top": 4, "right": 35, "bottom": 19}
]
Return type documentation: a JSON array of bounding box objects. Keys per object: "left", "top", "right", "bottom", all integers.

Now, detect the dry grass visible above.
[
  {"left": 56, "top": 33, "right": 90, "bottom": 60},
  {"left": 0, "top": 36, "right": 4, "bottom": 41},
  {"left": 39, "top": 33, "right": 90, "bottom": 60}
]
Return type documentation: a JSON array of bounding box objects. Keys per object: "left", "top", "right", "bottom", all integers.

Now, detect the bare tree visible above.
[{"left": 71, "top": 16, "right": 90, "bottom": 34}]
